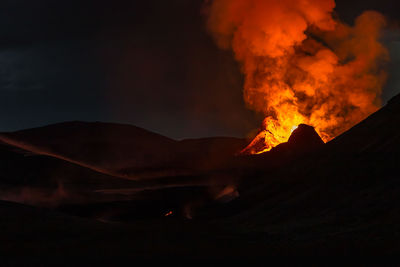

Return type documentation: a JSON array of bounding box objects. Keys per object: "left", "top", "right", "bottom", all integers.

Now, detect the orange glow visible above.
[
  {"left": 215, "top": 185, "right": 239, "bottom": 200},
  {"left": 164, "top": 211, "right": 173, "bottom": 217},
  {"left": 206, "top": 0, "right": 388, "bottom": 154}
]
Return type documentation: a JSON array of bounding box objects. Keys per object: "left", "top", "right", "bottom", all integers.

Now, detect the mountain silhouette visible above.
[{"left": 2, "top": 93, "right": 400, "bottom": 260}]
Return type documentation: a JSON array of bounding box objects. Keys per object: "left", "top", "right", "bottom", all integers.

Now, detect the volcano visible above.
[
  {"left": 2, "top": 94, "right": 400, "bottom": 262},
  {"left": 271, "top": 124, "right": 325, "bottom": 154}
]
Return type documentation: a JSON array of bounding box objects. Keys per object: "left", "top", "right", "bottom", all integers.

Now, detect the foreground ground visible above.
[{"left": 2, "top": 95, "right": 400, "bottom": 263}]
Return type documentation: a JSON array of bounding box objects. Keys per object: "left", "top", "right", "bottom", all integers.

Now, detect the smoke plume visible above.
[{"left": 205, "top": 0, "right": 388, "bottom": 152}]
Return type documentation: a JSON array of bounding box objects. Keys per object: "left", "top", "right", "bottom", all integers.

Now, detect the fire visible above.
[{"left": 205, "top": 0, "right": 389, "bottom": 154}]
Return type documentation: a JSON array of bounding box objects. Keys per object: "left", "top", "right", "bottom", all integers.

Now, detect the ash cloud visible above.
[{"left": 205, "top": 0, "right": 392, "bottom": 142}]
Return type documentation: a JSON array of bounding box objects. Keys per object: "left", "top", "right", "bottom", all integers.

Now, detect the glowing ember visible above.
[
  {"left": 164, "top": 211, "right": 173, "bottom": 217},
  {"left": 206, "top": 0, "right": 389, "bottom": 154}
]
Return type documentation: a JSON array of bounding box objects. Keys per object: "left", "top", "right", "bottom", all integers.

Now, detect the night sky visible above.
[{"left": 0, "top": 0, "right": 399, "bottom": 139}]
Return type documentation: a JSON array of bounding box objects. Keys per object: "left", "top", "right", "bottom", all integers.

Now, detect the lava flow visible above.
[{"left": 205, "top": 0, "right": 389, "bottom": 154}]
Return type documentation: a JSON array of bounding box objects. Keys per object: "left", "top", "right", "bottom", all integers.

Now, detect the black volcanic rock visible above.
[
  {"left": 287, "top": 124, "right": 324, "bottom": 149},
  {"left": 325, "top": 93, "right": 400, "bottom": 156},
  {"left": 271, "top": 124, "right": 324, "bottom": 154}
]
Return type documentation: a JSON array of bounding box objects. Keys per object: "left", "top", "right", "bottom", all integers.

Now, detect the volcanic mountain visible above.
[
  {"left": 270, "top": 124, "right": 325, "bottom": 154},
  {"left": 2, "top": 94, "right": 400, "bottom": 261},
  {"left": 0, "top": 121, "right": 247, "bottom": 179}
]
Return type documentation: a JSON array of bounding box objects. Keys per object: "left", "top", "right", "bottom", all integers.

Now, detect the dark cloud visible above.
[{"left": 335, "top": 0, "right": 400, "bottom": 22}]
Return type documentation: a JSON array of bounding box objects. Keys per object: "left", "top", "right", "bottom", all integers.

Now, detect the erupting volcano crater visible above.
[{"left": 240, "top": 123, "right": 324, "bottom": 155}]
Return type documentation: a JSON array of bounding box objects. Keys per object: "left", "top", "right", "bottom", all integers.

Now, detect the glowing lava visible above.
[
  {"left": 240, "top": 116, "right": 305, "bottom": 155},
  {"left": 164, "top": 211, "right": 173, "bottom": 217}
]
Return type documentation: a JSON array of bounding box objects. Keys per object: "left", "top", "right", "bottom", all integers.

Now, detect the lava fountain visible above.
[{"left": 205, "top": 0, "right": 389, "bottom": 154}]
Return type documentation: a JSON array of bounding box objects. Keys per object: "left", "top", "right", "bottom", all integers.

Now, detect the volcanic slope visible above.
[
  {"left": 0, "top": 138, "right": 147, "bottom": 207},
  {"left": 3, "top": 94, "right": 400, "bottom": 259},
  {"left": 210, "top": 93, "right": 400, "bottom": 255},
  {"left": 0, "top": 121, "right": 246, "bottom": 179},
  {"left": 0, "top": 123, "right": 246, "bottom": 220}
]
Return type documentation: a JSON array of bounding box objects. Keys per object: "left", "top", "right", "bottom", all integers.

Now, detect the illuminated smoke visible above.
[{"left": 205, "top": 0, "right": 388, "bottom": 153}]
